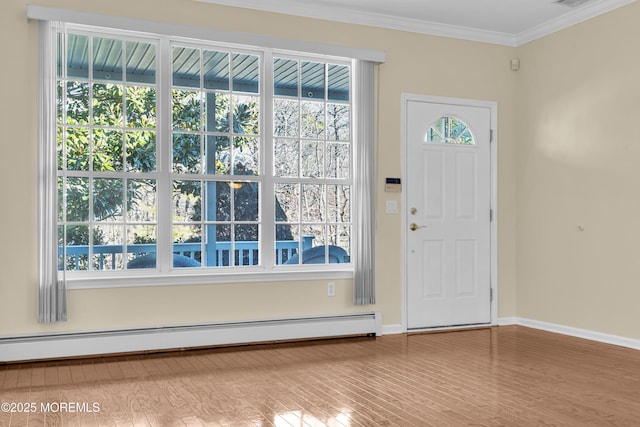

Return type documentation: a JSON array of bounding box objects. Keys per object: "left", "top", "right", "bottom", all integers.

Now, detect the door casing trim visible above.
[{"left": 400, "top": 93, "right": 498, "bottom": 332}]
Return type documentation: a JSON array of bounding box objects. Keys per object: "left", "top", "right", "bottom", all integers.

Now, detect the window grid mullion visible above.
[
  {"left": 157, "top": 36, "right": 173, "bottom": 273},
  {"left": 199, "top": 48, "right": 207, "bottom": 266},
  {"left": 87, "top": 34, "right": 96, "bottom": 270},
  {"left": 120, "top": 40, "right": 129, "bottom": 264},
  {"left": 228, "top": 50, "right": 235, "bottom": 266},
  {"left": 262, "top": 49, "right": 276, "bottom": 269}
]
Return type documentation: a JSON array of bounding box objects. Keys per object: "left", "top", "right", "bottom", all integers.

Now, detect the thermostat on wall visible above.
[{"left": 385, "top": 178, "right": 401, "bottom": 192}]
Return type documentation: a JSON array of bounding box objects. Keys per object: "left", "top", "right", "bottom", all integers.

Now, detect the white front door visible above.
[{"left": 405, "top": 98, "right": 493, "bottom": 329}]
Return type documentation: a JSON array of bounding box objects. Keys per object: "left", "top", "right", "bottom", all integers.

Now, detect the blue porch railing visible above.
[{"left": 60, "top": 237, "right": 315, "bottom": 270}]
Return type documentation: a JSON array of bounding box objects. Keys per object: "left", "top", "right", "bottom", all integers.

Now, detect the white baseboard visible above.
[
  {"left": 4, "top": 314, "right": 636, "bottom": 362},
  {"left": 380, "top": 324, "right": 404, "bottom": 335},
  {"left": 379, "top": 317, "right": 640, "bottom": 352},
  {"left": 513, "top": 317, "right": 640, "bottom": 351},
  {"left": 0, "top": 313, "right": 378, "bottom": 363},
  {"left": 497, "top": 316, "right": 518, "bottom": 326}
]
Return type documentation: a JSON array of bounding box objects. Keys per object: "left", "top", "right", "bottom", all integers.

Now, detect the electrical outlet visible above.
[{"left": 327, "top": 282, "right": 336, "bottom": 297}]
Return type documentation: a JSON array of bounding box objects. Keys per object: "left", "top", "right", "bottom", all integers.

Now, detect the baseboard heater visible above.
[{"left": 0, "top": 312, "right": 380, "bottom": 363}]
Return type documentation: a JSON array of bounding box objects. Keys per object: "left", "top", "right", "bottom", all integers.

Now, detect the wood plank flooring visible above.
[{"left": 1, "top": 326, "right": 640, "bottom": 426}]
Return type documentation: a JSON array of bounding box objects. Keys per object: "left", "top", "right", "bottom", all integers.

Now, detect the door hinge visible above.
[
  {"left": 490, "top": 209, "right": 493, "bottom": 222},
  {"left": 490, "top": 129, "right": 494, "bottom": 142},
  {"left": 490, "top": 287, "right": 493, "bottom": 302}
]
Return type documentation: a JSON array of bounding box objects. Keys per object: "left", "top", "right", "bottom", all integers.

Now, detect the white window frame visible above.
[{"left": 54, "top": 24, "right": 355, "bottom": 289}]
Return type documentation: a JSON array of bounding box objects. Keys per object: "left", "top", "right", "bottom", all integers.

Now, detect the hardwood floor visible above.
[{"left": 2, "top": 326, "right": 640, "bottom": 426}]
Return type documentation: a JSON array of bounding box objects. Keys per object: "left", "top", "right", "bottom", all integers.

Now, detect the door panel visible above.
[
  {"left": 406, "top": 100, "right": 491, "bottom": 329},
  {"left": 424, "top": 150, "right": 445, "bottom": 220},
  {"left": 455, "top": 239, "right": 477, "bottom": 297},
  {"left": 455, "top": 151, "right": 477, "bottom": 220},
  {"left": 424, "top": 240, "right": 444, "bottom": 298}
]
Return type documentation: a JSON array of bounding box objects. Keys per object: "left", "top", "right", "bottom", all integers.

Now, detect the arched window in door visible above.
[{"left": 425, "top": 116, "right": 474, "bottom": 145}]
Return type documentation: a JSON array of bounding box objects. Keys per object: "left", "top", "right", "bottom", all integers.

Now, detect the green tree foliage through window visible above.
[{"left": 57, "top": 29, "right": 351, "bottom": 272}]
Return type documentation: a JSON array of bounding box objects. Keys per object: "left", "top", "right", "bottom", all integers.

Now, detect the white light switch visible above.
[{"left": 386, "top": 200, "right": 398, "bottom": 214}]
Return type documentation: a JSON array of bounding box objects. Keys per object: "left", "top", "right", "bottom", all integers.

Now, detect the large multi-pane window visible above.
[{"left": 56, "top": 25, "right": 352, "bottom": 276}]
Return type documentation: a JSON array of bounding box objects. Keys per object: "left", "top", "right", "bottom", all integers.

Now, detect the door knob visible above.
[{"left": 410, "top": 223, "right": 427, "bottom": 231}]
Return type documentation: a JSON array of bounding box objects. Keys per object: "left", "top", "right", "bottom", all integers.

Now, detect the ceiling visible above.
[{"left": 196, "top": 0, "right": 635, "bottom": 46}]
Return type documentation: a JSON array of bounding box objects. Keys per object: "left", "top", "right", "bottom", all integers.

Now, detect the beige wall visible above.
[
  {"left": 0, "top": 0, "right": 519, "bottom": 336},
  {"left": 515, "top": 2, "right": 640, "bottom": 338}
]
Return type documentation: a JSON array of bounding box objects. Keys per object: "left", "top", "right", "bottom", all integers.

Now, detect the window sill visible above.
[{"left": 65, "top": 267, "right": 354, "bottom": 289}]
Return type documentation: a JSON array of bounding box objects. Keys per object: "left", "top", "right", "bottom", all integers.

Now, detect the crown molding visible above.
[
  {"left": 195, "top": 0, "right": 636, "bottom": 47},
  {"left": 369, "top": 15, "right": 518, "bottom": 47},
  {"left": 194, "top": 0, "right": 518, "bottom": 46},
  {"left": 515, "top": 0, "right": 636, "bottom": 45}
]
